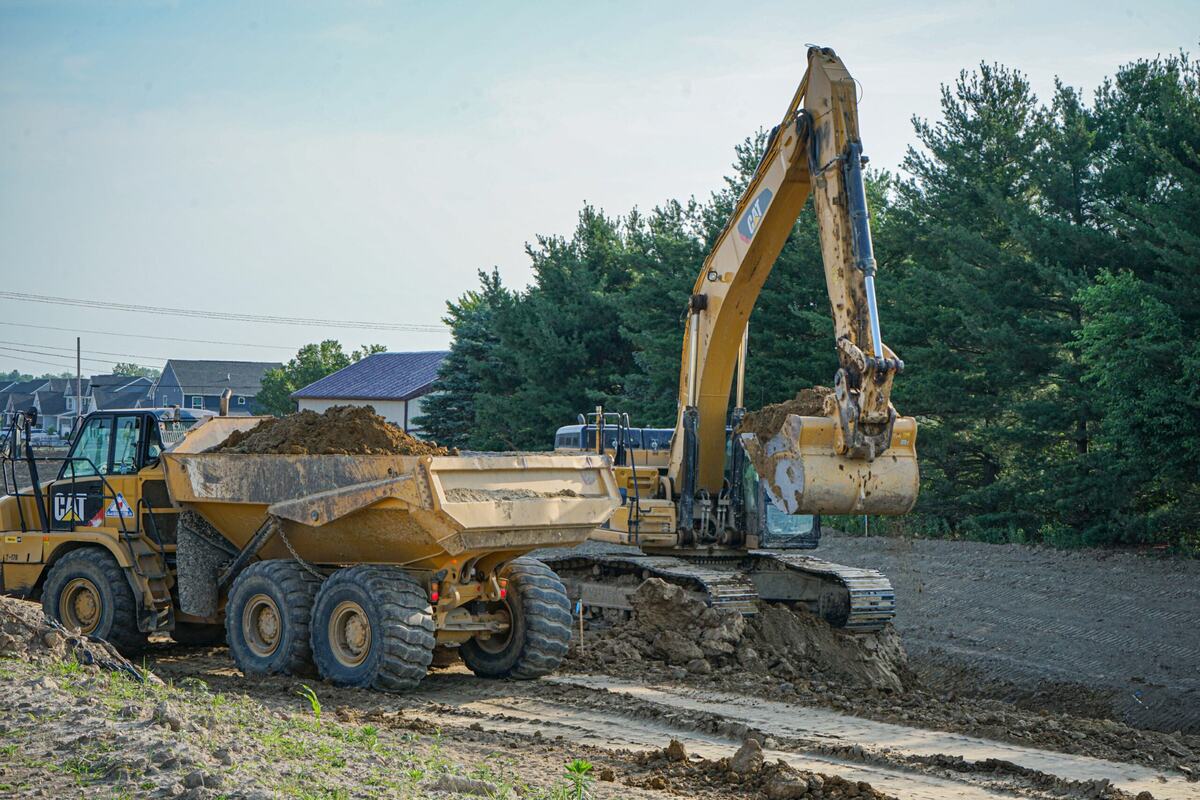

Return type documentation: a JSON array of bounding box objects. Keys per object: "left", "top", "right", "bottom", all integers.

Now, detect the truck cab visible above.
[{"left": 0, "top": 407, "right": 219, "bottom": 651}]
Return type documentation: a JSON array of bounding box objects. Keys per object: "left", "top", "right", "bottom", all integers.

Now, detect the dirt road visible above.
[{"left": 815, "top": 534, "right": 1200, "bottom": 733}]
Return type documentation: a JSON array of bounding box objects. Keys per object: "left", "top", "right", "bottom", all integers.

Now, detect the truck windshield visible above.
[{"left": 67, "top": 416, "right": 112, "bottom": 476}]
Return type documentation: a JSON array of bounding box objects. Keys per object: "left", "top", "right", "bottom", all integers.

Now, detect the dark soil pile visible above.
[
  {"left": 628, "top": 738, "right": 896, "bottom": 799},
  {"left": 210, "top": 405, "right": 452, "bottom": 456},
  {"left": 569, "top": 578, "right": 908, "bottom": 693},
  {"left": 739, "top": 386, "right": 834, "bottom": 442}
]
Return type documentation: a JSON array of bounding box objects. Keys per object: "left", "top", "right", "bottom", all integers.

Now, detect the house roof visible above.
[
  {"left": 291, "top": 351, "right": 448, "bottom": 402},
  {"left": 164, "top": 360, "right": 281, "bottom": 396},
  {"left": 7, "top": 379, "right": 50, "bottom": 395},
  {"left": 88, "top": 374, "right": 150, "bottom": 391},
  {"left": 93, "top": 385, "right": 153, "bottom": 410},
  {"left": 5, "top": 393, "right": 34, "bottom": 412},
  {"left": 34, "top": 390, "right": 67, "bottom": 417}
]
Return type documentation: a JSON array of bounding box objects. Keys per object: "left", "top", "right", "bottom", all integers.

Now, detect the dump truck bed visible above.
[{"left": 161, "top": 417, "right": 620, "bottom": 570}]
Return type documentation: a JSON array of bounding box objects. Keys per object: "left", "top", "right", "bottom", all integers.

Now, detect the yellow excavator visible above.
[{"left": 545, "top": 47, "right": 919, "bottom": 631}]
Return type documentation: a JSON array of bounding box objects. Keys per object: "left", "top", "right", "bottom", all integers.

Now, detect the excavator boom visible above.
[{"left": 669, "top": 47, "right": 918, "bottom": 517}]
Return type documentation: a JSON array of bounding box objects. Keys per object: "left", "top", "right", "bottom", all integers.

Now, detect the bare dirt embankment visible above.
[{"left": 815, "top": 533, "right": 1200, "bottom": 735}]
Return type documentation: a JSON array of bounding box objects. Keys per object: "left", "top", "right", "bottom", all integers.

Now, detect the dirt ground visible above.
[
  {"left": 5, "top": 567, "right": 1200, "bottom": 800},
  {"left": 4, "top": 534, "right": 1200, "bottom": 798},
  {"left": 814, "top": 533, "right": 1200, "bottom": 734},
  {"left": 2, "top": 633, "right": 1194, "bottom": 800},
  {"left": 3, "top": 447, "right": 66, "bottom": 490}
]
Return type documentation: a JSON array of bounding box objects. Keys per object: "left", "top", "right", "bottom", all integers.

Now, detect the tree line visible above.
[{"left": 416, "top": 53, "right": 1198, "bottom": 550}]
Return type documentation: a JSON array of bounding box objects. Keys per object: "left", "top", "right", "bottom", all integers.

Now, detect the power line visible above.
[
  {"left": 0, "top": 344, "right": 157, "bottom": 371},
  {"left": 0, "top": 320, "right": 299, "bottom": 351},
  {"left": 0, "top": 352, "right": 86, "bottom": 373},
  {"left": 0, "top": 339, "right": 166, "bottom": 363},
  {"left": 0, "top": 291, "right": 448, "bottom": 333}
]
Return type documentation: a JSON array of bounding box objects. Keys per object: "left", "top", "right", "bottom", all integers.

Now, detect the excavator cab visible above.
[{"left": 738, "top": 450, "right": 820, "bottom": 550}]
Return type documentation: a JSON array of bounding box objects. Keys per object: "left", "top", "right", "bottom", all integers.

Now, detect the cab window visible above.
[
  {"left": 65, "top": 416, "right": 113, "bottom": 477},
  {"left": 112, "top": 415, "right": 142, "bottom": 474},
  {"left": 146, "top": 423, "right": 164, "bottom": 462}
]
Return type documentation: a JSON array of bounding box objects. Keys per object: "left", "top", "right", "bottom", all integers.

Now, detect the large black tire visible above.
[
  {"left": 171, "top": 622, "right": 226, "bottom": 647},
  {"left": 225, "top": 560, "right": 321, "bottom": 677},
  {"left": 310, "top": 566, "right": 435, "bottom": 691},
  {"left": 42, "top": 547, "right": 147, "bottom": 655},
  {"left": 460, "top": 557, "right": 572, "bottom": 680}
]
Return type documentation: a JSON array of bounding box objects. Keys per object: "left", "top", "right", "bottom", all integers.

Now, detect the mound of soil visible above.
[
  {"left": 210, "top": 405, "right": 452, "bottom": 456},
  {"left": 0, "top": 595, "right": 160, "bottom": 682},
  {"left": 739, "top": 386, "right": 835, "bottom": 441},
  {"left": 630, "top": 738, "right": 895, "bottom": 799},
  {"left": 571, "top": 578, "right": 908, "bottom": 693}
]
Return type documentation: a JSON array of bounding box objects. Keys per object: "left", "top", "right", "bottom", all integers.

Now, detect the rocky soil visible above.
[
  {"left": 210, "top": 405, "right": 452, "bottom": 456},
  {"left": 0, "top": 595, "right": 904, "bottom": 799},
  {"left": 570, "top": 578, "right": 908, "bottom": 692}
]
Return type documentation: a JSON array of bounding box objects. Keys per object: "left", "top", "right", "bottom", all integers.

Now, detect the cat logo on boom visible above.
[{"left": 737, "top": 187, "right": 773, "bottom": 243}]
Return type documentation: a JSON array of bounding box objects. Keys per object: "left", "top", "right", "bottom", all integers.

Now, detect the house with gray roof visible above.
[
  {"left": 0, "top": 379, "right": 53, "bottom": 428},
  {"left": 291, "top": 351, "right": 448, "bottom": 433},
  {"left": 153, "top": 359, "right": 281, "bottom": 416}
]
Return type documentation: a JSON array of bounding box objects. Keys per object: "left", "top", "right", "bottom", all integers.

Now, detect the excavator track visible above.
[
  {"left": 541, "top": 552, "right": 758, "bottom": 616},
  {"left": 540, "top": 549, "right": 895, "bottom": 632},
  {"left": 745, "top": 551, "right": 896, "bottom": 632}
]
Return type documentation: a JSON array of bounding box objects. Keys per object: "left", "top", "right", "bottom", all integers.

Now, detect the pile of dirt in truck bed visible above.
[
  {"left": 210, "top": 405, "right": 453, "bottom": 456},
  {"left": 739, "top": 386, "right": 835, "bottom": 441},
  {"left": 569, "top": 578, "right": 908, "bottom": 693}
]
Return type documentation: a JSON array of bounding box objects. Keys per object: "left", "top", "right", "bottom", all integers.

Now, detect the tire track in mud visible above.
[
  {"left": 405, "top": 673, "right": 1199, "bottom": 800},
  {"left": 407, "top": 682, "right": 1010, "bottom": 800},
  {"left": 547, "top": 675, "right": 1198, "bottom": 800}
]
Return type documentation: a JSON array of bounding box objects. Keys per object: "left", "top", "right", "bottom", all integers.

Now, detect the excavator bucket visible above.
[{"left": 739, "top": 414, "right": 919, "bottom": 516}]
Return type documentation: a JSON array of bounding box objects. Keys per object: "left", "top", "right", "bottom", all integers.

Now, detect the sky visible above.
[{"left": 0, "top": 0, "right": 1195, "bottom": 377}]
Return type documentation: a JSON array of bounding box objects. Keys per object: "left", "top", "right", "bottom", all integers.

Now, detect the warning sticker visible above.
[{"left": 105, "top": 493, "right": 135, "bottom": 519}]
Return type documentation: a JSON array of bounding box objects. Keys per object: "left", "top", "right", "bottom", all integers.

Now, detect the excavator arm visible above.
[{"left": 667, "top": 46, "right": 918, "bottom": 519}]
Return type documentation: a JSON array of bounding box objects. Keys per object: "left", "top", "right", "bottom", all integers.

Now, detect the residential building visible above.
[
  {"left": 153, "top": 360, "right": 281, "bottom": 415},
  {"left": 0, "top": 374, "right": 155, "bottom": 436},
  {"left": 0, "top": 378, "right": 54, "bottom": 428},
  {"left": 291, "top": 351, "right": 448, "bottom": 433}
]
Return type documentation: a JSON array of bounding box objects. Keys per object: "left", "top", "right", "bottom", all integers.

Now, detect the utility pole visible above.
[{"left": 75, "top": 337, "right": 82, "bottom": 425}]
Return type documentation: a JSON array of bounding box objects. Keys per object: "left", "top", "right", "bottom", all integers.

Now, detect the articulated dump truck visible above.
[{"left": 0, "top": 408, "right": 619, "bottom": 690}]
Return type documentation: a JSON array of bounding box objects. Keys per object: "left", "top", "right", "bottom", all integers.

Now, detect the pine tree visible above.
[{"left": 414, "top": 269, "right": 511, "bottom": 449}]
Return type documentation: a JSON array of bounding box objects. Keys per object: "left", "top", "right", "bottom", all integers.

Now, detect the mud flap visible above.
[{"left": 176, "top": 510, "right": 238, "bottom": 618}]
